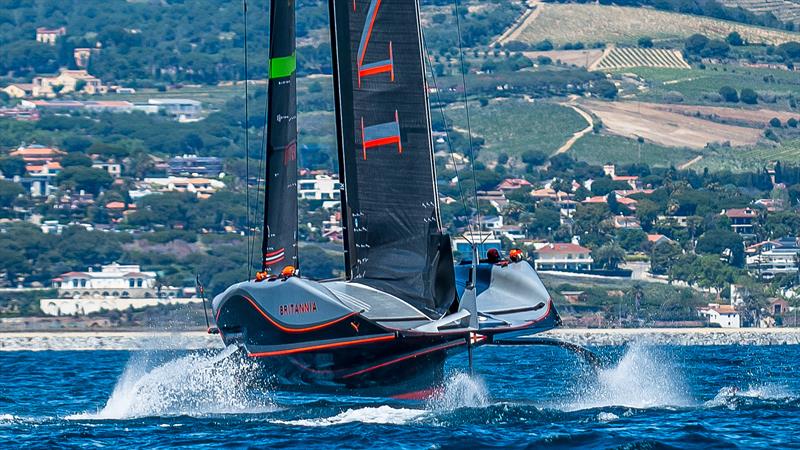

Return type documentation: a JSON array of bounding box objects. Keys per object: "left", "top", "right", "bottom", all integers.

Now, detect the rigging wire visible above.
[
  {"left": 251, "top": 62, "right": 270, "bottom": 275},
  {"left": 421, "top": 30, "right": 471, "bottom": 225},
  {"left": 452, "top": 0, "right": 482, "bottom": 241},
  {"left": 243, "top": 0, "right": 252, "bottom": 280}
]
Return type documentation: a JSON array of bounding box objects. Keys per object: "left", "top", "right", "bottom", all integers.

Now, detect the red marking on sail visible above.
[
  {"left": 361, "top": 110, "right": 402, "bottom": 160},
  {"left": 356, "top": 0, "right": 394, "bottom": 87},
  {"left": 264, "top": 248, "right": 286, "bottom": 266},
  {"left": 284, "top": 141, "right": 297, "bottom": 165}
]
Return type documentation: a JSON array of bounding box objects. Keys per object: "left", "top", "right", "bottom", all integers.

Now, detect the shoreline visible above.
[{"left": 2, "top": 327, "right": 800, "bottom": 351}]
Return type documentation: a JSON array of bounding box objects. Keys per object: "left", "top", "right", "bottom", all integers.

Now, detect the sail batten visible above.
[
  {"left": 329, "top": 0, "right": 455, "bottom": 317},
  {"left": 262, "top": 0, "right": 298, "bottom": 273}
]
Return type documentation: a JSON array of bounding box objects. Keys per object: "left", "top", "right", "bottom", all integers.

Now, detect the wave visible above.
[
  {"left": 273, "top": 405, "right": 427, "bottom": 427},
  {"left": 705, "top": 383, "right": 798, "bottom": 410},
  {"left": 557, "top": 342, "right": 695, "bottom": 411},
  {"left": 67, "top": 346, "right": 276, "bottom": 420}
]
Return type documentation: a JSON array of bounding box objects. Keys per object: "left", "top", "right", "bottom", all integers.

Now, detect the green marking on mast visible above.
[{"left": 269, "top": 53, "right": 296, "bottom": 79}]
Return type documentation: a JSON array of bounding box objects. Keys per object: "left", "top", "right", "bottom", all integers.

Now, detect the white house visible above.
[
  {"left": 534, "top": 242, "right": 593, "bottom": 272},
  {"left": 147, "top": 99, "right": 202, "bottom": 121},
  {"left": 41, "top": 263, "right": 199, "bottom": 316},
  {"left": 698, "top": 303, "right": 741, "bottom": 328},
  {"left": 298, "top": 174, "right": 341, "bottom": 201}
]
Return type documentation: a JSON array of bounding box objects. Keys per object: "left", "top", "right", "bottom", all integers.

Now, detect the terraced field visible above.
[
  {"left": 511, "top": 3, "right": 800, "bottom": 45},
  {"left": 719, "top": 0, "right": 800, "bottom": 25},
  {"left": 593, "top": 47, "right": 690, "bottom": 70}
]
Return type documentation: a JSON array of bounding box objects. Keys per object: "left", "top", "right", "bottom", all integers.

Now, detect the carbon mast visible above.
[{"left": 261, "top": 0, "right": 299, "bottom": 274}]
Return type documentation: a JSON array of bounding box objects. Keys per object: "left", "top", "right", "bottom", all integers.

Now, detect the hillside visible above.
[
  {"left": 719, "top": 0, "right": 800, "bottom": 25},
  {"left": 509, "top": 2, "right": 800, "bottom": 45}
]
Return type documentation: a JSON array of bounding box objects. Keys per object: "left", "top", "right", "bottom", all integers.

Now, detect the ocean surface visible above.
[{"left": 2, "top": 343, "right": 800, "bottom": 449}]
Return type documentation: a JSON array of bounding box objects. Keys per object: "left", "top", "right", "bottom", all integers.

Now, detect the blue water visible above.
[{"left": 2, "top": 344, "right": 800, "bottom": 449}]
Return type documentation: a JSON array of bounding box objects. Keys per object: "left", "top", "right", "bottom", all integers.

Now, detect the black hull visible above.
[
  {"left": 234, "top": 334, "right": 466, "bottom": 398},
  {"left": 211, "top": 261, "right": 560, "bottom": 397}
]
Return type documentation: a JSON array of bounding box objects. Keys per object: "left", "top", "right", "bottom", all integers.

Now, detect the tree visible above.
[
  {"left": 56, "top": 167, "right": 114, "bottom": 195},
  {"left": 696, "top": 229, "right": 744, "bottom": 267},
  {"left": 740, "top": 88, "right": 758, "bottom": 105},
  {"left": 62, "top": 136, "right": 93, "bottom": 153},
  {"left": 521, "top": 150, "right": 548, "bottom": 166},
  {"left": 726, "top": 31, "right": 744, "bottom": 46},
  {"left": 638, "top": 37, "right": 654, "bottom": 48},
  {"left": 0, "top": 180, "right": 25, "bottom": 208},
  {"left": 685, "top": 34, "right": 710, "bottom": 55},
  {"left": 591, "top": 177, "right": 630, "bottom": 196},
  {"left": 770, "top": 117, "right": 782, "bottom": 128},
  {"left": 617, "top": 228, "right": 647, "bottom": 252},
  {"left": 719, "top": 86, "right": 739, "bottom": 103},
  {"left": 590, "top": 79, "right": 618, "bottom": 99},
  {"left": 788, "top": 118, "right": 799, "bottom": 128},
  {"left": 650, "top": 241, "right": 682, "bottom": 275},
  {"left": 528, "top": 207, "right": 561, "bottom": 237},
  {"left": 61, "top": 153, "right": 93, "bottom": 168},
  {"left": 0, "top": 157, "right": 26, "bottom": 178},
  {"left": 594, "top": 243, "right": 626, "bottom": 269}
]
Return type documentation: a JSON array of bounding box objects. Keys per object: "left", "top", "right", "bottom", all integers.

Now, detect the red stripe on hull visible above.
[{"left": 247, "top": 334, "right": 396, "bottom": 358}]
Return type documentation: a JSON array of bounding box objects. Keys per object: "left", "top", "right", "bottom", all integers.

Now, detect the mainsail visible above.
[
  {"left": 262, "top": 0, "right": 299, "bottom": 273},
  {"left": 329, "top": 0, "right": 456, "bottom": 317}
]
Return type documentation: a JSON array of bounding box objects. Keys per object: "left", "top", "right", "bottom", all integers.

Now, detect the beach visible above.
[{"left": 2, "top": 327, "right": 800, "bottom": 351}]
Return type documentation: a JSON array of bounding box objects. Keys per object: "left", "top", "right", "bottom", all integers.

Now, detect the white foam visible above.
[
  {"left": 274, "top": 405, "right": 426, "bottom": 427},
  {"left": 0, "top": 414, "right": 15, "bottom": 421},
  {"left": 561, "top": 342, "right": 694, "bottom": 411},
  {"left": 427, "top": 372, "right": 490, "bottom": 410},
  {"left": 596, "top": 411, "right": 619, "bottom": 422},
  {"left": 68, "top": 347, "right": 275, "bottom": 420},
  {"left": 705, "top": 383, "right": 795, "bottom": 409}
]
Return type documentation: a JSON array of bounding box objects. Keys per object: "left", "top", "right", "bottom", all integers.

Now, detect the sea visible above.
[{"left": 2, "top": 343, "right": 800, "bottom": 449}]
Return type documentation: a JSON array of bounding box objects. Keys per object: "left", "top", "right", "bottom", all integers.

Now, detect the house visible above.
[
  {"left": 582, "top": 194, "right": 637, "bottom": 210},
  {"left": 745, "top": 236, "right": 800, "bottom": 279},
  {"left": 2, "top": 83, "right": 34, "bottom": 98},
  {"left": 147, "top": 99, "right": 202, "bottom": 121},
  {"left": 724, "top": 208, "right": 757, "bottom": 235},
  {"left": 603, "top": 164, "right": 640, "bottom": 189},
  {"left": 698, "top": 303, "right": 741, "bottom": 328},
  {"left": 561, "top": 291, "right": 587, "bottom": 303},
  {"left": 0, "top": 108, "right": 39, "bottom": 121},
  {"left": 32, "top": 69, "right": 105, "bottom": 97},
  {"left": 168, "top": 155, "right": 223, "bottom": 177},
  {"left": 298, "top": 174, "right": 341, "bottom": 202},
  {"left": 40, "top": 263, "right": 198, "bottom": 316},
  {"left": 496, "top": 178, "right": 532, "bottom": 191},
  {"left": 10, "top": 145, "right": 65, "bottom": 163},
  {"left": 92, "top": 159, "right": 122, "bottom": 178},
  {"left": 73, "top": 47, "right": 97, "bottom": 68},
  {"left": 612, "top": 215, "right": 641, "bottom": 229},
  {"left": 476, "top": 190, "right": 508, "bottom": 211},
  {"left": 534, "top": 242, "right": 593, "bottom": 272},
  {"left": 647, "top": 234, "right": 672, "bottom": 246},
  {"left": 769, "top": 298, "right": 790, "bottom": 317},
  {"left": 480, "top": 215, "right": 504, "bottom": 230},
  {"left": 36, "top": 26, "right": 66, "bottom": 45},
  {"left": 754, "top": 198, "right": 785, "bottom": 212},
  {"left": 142, "top": 177, "right": 226, "bottom": 198}
]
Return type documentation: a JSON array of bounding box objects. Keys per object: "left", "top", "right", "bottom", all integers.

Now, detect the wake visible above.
[{"left": 68, "top": 346, "right": 275, "bottom": 420}]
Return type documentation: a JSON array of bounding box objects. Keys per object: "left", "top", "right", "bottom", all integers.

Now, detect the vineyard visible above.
[
  {"left": 592, "top": 47, "right": 691, "bottom": 70},
  {"left": 510, "top": 3, "right": 800, "bottom": 45},
  {"left": 719, "top": 0, "right": 800, "bottom": 25}
]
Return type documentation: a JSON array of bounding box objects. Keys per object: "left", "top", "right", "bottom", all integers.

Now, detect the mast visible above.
[
  {"left": 261, "top": 0, "right": 299, "bottom": 274},
  {"left": 328, "top": 0, "right": 456, "bottom": 317}
]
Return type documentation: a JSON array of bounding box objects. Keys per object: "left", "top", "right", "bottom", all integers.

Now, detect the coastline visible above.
[{"left": 2, "top": 327, "right": 800, "bottom": 351}]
